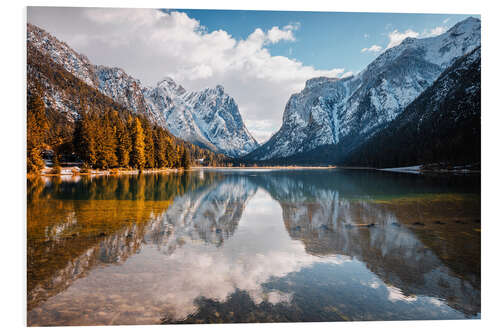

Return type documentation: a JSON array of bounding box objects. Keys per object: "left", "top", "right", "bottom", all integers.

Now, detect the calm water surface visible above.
[{"left": 27, "top": 169, "right": 481, "bottom": 325}]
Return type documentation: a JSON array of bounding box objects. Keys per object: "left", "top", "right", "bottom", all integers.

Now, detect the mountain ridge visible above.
[
  {"left": 344, "top": 46, "right": 481, "bottom": 168},
  {"left": 144, "top": 78, "right": 259, "bottom": 157},
  {"left": 245, "top": 17, "right": 481, "bottom": 162}
]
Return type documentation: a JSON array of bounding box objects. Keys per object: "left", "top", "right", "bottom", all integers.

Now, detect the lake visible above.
[{"left": 27, "top": 168, "right": 481, "bottom": 325}]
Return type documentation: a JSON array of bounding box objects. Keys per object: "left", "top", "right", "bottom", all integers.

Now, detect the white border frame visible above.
[{"left": 3, "top": 1, "right": 499, "bottom": 332}]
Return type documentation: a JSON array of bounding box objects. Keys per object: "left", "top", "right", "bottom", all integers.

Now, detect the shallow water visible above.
[{"left": 27, "top": 169, "right": 481, "bottom": 325}]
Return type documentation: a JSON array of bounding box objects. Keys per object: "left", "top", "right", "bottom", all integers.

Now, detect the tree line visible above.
[
  {"left": 73, "top": 109, "right": 191, "bottom": 171},
  {"left": 27, "top": 90, "right": 232, "bottom": 174}
]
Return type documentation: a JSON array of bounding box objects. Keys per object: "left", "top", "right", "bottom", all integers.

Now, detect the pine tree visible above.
[
  {"left": 153, "top": 127, "right": 167, "bottom": 168},
  {"left": 172, "top": 146, "right": 182, "bottom": 169},
  {"left": 142, "top": 120, "right": 155, "bottom": 169},
  {"left": 94, "top": 113, "right": 118, "bottom": 169},
  {"left": 27, "top": 92, "right": 48, "bottom": 173},
  {"left": 27, "top": 148, "right": 45, "bottom": 174},
  {"left": 116, "top": 118, "right": 131, "bottom": 168},
  {"left": 52, "top": 152, "right": 61, "bottom": 174},
  {"left": 73, "top": 111, "right": 97, "bottom": 167},
  {"left": 180, "top": 147, "right": 191, "bottom": 170},
  {"left": 165, "top": 137, "right": 176, "bottom": 168},
  {"left": 130, "top": 117, "right": 146, "bottom": 170}
]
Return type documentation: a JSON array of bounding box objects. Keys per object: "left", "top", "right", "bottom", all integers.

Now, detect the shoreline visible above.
[
  {"left": 192, "top": 166, "right": 337, "bottom": 170},
  {"left": 28, "top": 163, "right": 480, "bottom": 178},
  {"left": 377, "top": 164, "right": 480, "bottom": 175},
  {"left": 34, "top": 166, "right": 184, "bottom": 178}
]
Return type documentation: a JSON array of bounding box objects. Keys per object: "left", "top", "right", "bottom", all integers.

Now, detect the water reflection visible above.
[
  {"left": 27, "top": 170, "right": 480, "bottom": 325},
  {"left": 149, "top": 175, "right": 258, "bottom": 250}
]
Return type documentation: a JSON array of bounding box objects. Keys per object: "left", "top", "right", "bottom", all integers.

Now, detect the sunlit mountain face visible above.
[
  {"left": 27, "top": 169, "right": 480, "bottom": 325},
  {"left": 247, "top": 18, "right": 480, "bottom": 163}
]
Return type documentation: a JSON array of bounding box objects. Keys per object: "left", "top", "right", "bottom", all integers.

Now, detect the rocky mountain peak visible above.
[
  {"left": 157, "top": 77, "right": 186, "bottom": 96},
  {"left": 143, "top": 78, "right": 258, "bottom": 157},
  {"left": 450, "top": 16, "right": 480, "bottom": 34},
  {"left": 305, "top": 76, "right": 339, "bottom": 90},
  {"left": 215, "top": 84, "right": 225, "bottom": 93}
]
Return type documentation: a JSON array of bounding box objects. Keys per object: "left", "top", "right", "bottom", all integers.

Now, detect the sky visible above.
[{"left": 27, "top": 7, "right": 478, "bottom": 143}]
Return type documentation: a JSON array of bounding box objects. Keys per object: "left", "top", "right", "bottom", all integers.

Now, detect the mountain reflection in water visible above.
[{"left": 27, "top": 169, "right": 480, "bottom": 326}]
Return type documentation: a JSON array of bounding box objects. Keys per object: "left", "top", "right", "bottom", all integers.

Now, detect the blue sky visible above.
[{"left": 177, "top": 10, "right": 478, "bottom": 73}]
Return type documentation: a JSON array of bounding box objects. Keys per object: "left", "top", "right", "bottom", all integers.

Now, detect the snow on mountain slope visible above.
[
  {"left": 144, "top": 80, "right": 259, "bottom": 157},
  {"left": 27, "top": 23, "right": 258, "bottom": 157},
  {"left": 345, "top": 46, "right": 481, "bottom": 167},
  {"left": 95, "top": 66, "right": 164, "bottom": 124},
  {"left": 27, "top": 23, "right": 161, "bottom": 122},
  {"left": 247, "top": 17, "right": 481, "bottom": 161},
  {"left": 27, "top": 23, "right": 96, "bottom": 88}
]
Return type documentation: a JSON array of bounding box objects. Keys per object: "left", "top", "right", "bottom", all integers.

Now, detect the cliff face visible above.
[{"left": 145, "top": 80, "right": 259, "bottom": 157}]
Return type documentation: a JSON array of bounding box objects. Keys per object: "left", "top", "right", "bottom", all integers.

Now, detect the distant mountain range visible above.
[{"left": 27, "top": 17, "right": 481, "bottom": 167}]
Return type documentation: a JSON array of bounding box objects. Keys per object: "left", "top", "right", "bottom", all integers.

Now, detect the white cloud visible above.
[
  {"left": 267, "top": 26, "right": 295, "bottom": 43},
  {"left": 386, "top": 29, "right": 419, "bottom": 49},
  {"left": 429, "top": 297, "right": 445, "bottom": 307},
  {"left": 385, "top": 25, "right": 448, "bottom": 50},
  {"left": 443, "top": 18, "right": 450, "bottom": 24},
  {"left": 27, "top": 7, "right": 347, "bottom": 143},
  {"left": 361, "top": 44, "right": 382, "bottom": 53},
  {"left": 386, "top": 285, "right": 418, "bottom": 303},
  {"left": 422, "top": 26, "right": 447, "bottom": 37},
  {"left": 245, "top": 119, "right": 281, "bottom": 143},
  {"left": 283, "top": 21, "right": 301, "bottom": 31}
]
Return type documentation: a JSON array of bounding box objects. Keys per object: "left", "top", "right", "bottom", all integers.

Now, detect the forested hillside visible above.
[
  {"left": 344, "top": 47, "right": 481, "bottom": 168},
  {"left": 27, "top": 42, "right": 231, "bottom": 174}
]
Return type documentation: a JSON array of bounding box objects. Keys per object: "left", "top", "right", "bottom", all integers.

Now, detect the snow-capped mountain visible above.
[
  {"left": 27, "top": 24, "right": 155, "bottom": 119},
  {"left": 27, "top": 24, "right": 96, "bottom": 87},
  {"left": 27, "top": 23, "right": 258, "bottom": 157},
  {"left": 95, "top": 66, "right": 165, "bottom": 124},
  {"left": 144, "top": 79, "right": 259, "bottom": 157},
  {"left": 247, "top": 17, "right": 481, "bottom": 161},
  {"left": 345, "top": 46, "right": 481, "bottom": 167}
]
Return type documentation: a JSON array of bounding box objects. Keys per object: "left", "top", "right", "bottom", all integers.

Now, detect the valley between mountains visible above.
[{"left": 27, "top": 17, "right": 481, "bottom": 171}]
